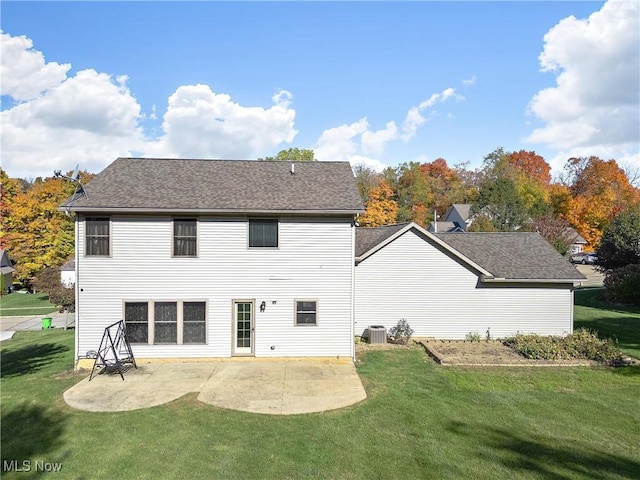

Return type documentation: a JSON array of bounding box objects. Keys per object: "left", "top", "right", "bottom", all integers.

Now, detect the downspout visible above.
[
  {"left": 350, "top": 218, "right": 356, "bottom": 362},
  {"left": 74, "top": 214, "right": 80, "bottom": 369}
]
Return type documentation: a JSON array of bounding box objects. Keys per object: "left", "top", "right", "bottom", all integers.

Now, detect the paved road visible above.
[{"left": 0, "top": 311, "right": 74, "bottom": 341}]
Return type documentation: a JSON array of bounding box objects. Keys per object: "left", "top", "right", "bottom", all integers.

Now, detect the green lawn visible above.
[
  {"left": 0, "top": 293, "right": 57, "bottom": 317},
  {"left": 575, "top": 287, "right": 640, "bottom": 359},
  {"left": 2, "top": 323, "right": 639, "bottom": 479}
]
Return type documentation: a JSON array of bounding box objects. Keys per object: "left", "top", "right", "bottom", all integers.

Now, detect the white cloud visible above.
[
  {"left": 361, "top": 121, "right": 398, "bottom": 156},
  {"left": 462, "top": 75, "right": 477, "bottom": 86},
  {"left": 526, "top": 0, "right": 639, "bottom": 169},
  {"left": 0, "top": 32, "right": 299, "bottom": 179},
  {"left": 0, "top": 31, "right": 71, "bottom": 101},
  {"left": 144, "top": 85, "right": 297, "bottom": 159},
  {"left": 315, "top": 87, "right": 462, "bottom": 171}
]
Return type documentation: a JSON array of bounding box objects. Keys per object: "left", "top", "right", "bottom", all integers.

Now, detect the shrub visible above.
[
  {"left": 32, "top": 266, "right": 75, "bottom": 313},
  {"left": 387, "top": 319, "right": 414, "bottom": 345},
  {"left": 465, "top": 331, "right": 481, "bottom": 342},
  {"left": 603, "top": 264, "right": 640, "bottom": 305},
  {"left": 504, "top": 329, "right": 625, "bottom": 364}
]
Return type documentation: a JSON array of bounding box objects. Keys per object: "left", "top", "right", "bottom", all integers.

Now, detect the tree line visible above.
[{"left": 1, "top": 148, "right": 638, "bottom": 292}]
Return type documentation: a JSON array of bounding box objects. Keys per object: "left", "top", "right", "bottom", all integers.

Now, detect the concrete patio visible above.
[{"left": 64, "top": 359, "right": 367, "bottom": 415}]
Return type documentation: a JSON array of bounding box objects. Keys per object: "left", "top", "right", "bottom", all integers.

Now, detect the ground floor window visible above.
[
  {"left": 124, "top": 300, "right": 206, "bottom": 345},
  {"left": 295, "top": 300, "right": 318, "bottom": 325}
]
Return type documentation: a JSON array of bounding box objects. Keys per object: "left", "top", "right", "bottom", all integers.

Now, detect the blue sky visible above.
[{"left": 1, "top": 1, "right": 638, "bottom": 180}]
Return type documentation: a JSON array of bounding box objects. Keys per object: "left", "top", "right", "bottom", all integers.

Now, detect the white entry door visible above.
[{"left": 233, "top": 301, "right": 254, "bottom": 355}]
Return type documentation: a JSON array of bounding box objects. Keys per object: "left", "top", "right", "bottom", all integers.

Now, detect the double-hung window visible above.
[
  {"left": 86, "top": 217, "right": 110, "bottom": 256},
  {"left": 249, "top": 219, "right": 278, "bottom": 248},
  {"left": 173, "top": 219, "right": 197, "bottom": 256},
  {"left": 295, "top": 300, "right": 318, "bottom": 326},
  {"left": 124, "top": 301, "right": 206, "bottom": 344}
]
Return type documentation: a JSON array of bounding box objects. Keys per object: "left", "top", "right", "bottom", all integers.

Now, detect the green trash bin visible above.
[{"left": 42, "top": 317, "right": 52, "bottom": 329}]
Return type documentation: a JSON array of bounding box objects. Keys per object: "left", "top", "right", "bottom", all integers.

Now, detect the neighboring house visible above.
[
  {"left": 0, "top": 249, "right": 15, "bottom": 293},
  {"left": 564, "top": 227, "right": 588, "bottom": 254},
  {"left": 355, "top": 222, "right": 586, "bottom": 339},
  {"left": 59, "top": 258, "right": 76, "bottom": 288},
  {"left": 427, "top": 203, "right": 472, "bottom": 233},
  {"left": 62, "top": 158, "right": 364, "bottom": 368}
]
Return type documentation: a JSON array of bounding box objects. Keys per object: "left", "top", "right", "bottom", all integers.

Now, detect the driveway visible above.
[
  {"left": 64, "top": 359, "right": 367, "bottom": 415},
  {"left": 575, "top": 264, "right": 605, "bottom": 287}
]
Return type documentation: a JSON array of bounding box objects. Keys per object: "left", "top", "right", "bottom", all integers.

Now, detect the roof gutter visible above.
[
  {"left": 480, "top": 275, "right": 586, "bottom": 284},
  {"left": 59, "top": 206, "right": 364, "bottom": 216}
]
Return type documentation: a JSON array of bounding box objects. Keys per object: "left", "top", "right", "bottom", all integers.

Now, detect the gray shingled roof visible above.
[
  {"left": 355, "top": 224, "right": 585, "bottom": 281},
  {"left": 63, "top": 158, "right": 364, "bottom": 214},
  {"left": 434, "top": 232, "right": 585, "bottom": 280},
  {"left": 355, "top": 223, "right": 410, "bottom": 257}
]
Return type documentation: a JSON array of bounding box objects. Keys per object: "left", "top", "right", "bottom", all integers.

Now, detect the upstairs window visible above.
[
  {"left": 86, "top": 217, "right": 110, "bottom": 256},
  {"left": 249, "top": 219, "right": 278, "bottom": 248},
  {"left": 174, "top": 219, "right": 197, "bottom": 257}
]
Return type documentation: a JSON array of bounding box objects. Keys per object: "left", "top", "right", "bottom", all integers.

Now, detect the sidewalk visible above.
[{"left": 0, "top": 311, "right": 74, "bottom": 341}]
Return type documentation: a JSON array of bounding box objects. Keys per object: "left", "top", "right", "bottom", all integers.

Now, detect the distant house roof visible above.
[
  {"left": 563, "top": 227, "right": 587, "bottom": 245},
  {"left": 0, "top": 249, "right": 15, "bottom": 275},
  {"left": 444, "top": 204, "right": 472, "bottom": 222},
  {"left": 62, "top": 158, "right": 364, "bottom": 215},
  {"left": 355, "top": 223, "right": 585, "bottom": 283},
  {"left": 427, "top": 221, "right": 464, "bottom": 233},
  {"left": 59, "top": 258, "right": 76, "bottom": 271}
]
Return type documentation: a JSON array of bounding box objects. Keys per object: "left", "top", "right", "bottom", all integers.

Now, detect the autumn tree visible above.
[
  {"left": 471, "top": 177, "right": 529, "bottom": 231},
  {"left": 259, "top": 148, "right": 315, "bottom": 162},
  {"left": 5, "top": 171, "right": 93, "bottom": 282},
  {"left": 1, "top": 168, "right": 24, "bottom": 249},
  {"left": 481, "top": 148, "right": 552, "bottom": 218},
  {"left": 563, "top": 156, "right": 640, "bottom": 247},
  {"left": 358, "top": 179, "right": 398, "bottom": 227},
  {"left": 386, "top": 159, "right": 474, "bottom": 227},
  {"left": 527, "top": 215, "right": 574, "bottom": 255},
  {"left": 352, "top": 164, "right": 380, "bottom": 202}
]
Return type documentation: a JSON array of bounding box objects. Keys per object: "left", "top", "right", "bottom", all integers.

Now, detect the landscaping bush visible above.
[
  {"left": 504, "top": 329, "right": 625, "bottom": 365},
  {"left": 603, "top": 264, "right": 640, "bottom": 305},
  {"left": 387, "top": 318, "right": 414, "bottom": 345}
]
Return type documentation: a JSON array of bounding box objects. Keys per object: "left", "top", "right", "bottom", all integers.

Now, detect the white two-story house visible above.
[{"left": 63, "top": 158, "right": 363, "bottom": 368}]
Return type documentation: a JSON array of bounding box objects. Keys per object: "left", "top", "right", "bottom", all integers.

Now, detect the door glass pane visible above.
[{"left": 236, "top": 303, "right": 252, "bottom": 348}]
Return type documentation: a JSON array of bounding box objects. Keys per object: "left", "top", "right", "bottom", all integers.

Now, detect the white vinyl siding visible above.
[
  {"left": 355, "top": 229, "right": 574, "bottom": 339},
  {"left": 75, "top": 215, "right": 354, "bottom": 361}
]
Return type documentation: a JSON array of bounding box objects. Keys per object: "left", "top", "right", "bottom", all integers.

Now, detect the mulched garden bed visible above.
[{"left": 417, "top": 339, "right": 597, "bottom": 366}]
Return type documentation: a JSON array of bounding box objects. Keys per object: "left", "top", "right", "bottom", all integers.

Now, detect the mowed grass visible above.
[
  {"left": 575, "top": 287, "right": 640, "bottom": 359},
  {"left": 1, "top": 303, "right": 639, "bottom": 479},
  {"left": 0, "top": 293, "right": 57, "bottom": 316}
]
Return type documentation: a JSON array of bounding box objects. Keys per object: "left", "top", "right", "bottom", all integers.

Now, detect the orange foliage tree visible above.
[
  {"left": 4, "top": 171, "right": 94, "bottom": 282},
  {"left": 358, "top": 179, "right": 399, "bottom": 227},
  {"left": 563, "top": 157, "right": 640, "bottom": 247}
]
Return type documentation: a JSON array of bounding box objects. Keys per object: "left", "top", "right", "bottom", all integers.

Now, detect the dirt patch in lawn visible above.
[{"left": 416, "top": 339, "right": 598, "bottom": 366}]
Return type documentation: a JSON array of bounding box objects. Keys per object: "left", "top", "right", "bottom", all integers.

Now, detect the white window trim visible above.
[
  {"left": 247, "top": 218, "right": 279, "bottom": 249},
  {"left": 294, "top": 299, "right": 318, "bottom": 326},
  {"left": 84, "top": 216, "right": 111, "bottom": 257},
  {"left": 123, "top": 300, "right": 207, "bottom": 345},
  {"left": 172, "top": 218, "right": 199, "bottom": 257}
]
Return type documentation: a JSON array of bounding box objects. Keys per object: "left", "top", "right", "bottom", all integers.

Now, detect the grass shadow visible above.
[
  {"left": 0, "top": 342, "right": 69, "bottom": 378},
  {"left": 0, "top": 403, "right": 68, "bottom": 475},
  {"left": 446, "top": 421, "right": 640, "bottom": 479}
]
